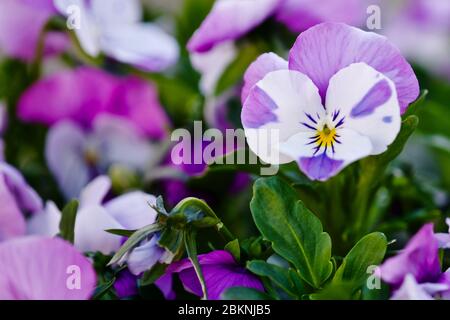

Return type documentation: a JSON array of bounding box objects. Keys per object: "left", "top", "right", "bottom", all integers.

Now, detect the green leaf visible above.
[
  {"left": 247, "top": 261, "right": 299, "bottom": 298},
  {"left": 251, "top": 177, "right": 333, "bottom": 288},
  {"left": 58, "top": 199, "right": 79, "bottom": 244},
  {"left": 184, "top": 229, "right": 208, "bottom": 299},
  {"left": 105, "top": 229, "right": 136, "bottom": 237},
  {"left": 224, "top": 239, "right": 241, "bottom": 262},
  {"left": 222, "top": 287, "right": 273, "bottom": 300},
  {"left": 333, "top": 232, "right": 387, "bottom": 290},
  {"left": 352, "top": 116, "right": 419, "bottom": 237},
  {"left": 402, "top": 89, "right": 428, "bottom": 118},
  {"left": 108, "top": 223, "right": 162, "bottom": 266},
  {"left": 92, "top": 277, "right": 116, "bottom": 300},
  {"left": 309, "top": 282, "right": 358, "bottom": 300},
  {"left": 140, "top": 263, "right": 169, "bottom": 286}
]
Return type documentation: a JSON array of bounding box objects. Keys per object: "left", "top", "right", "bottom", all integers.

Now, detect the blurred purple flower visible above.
[
  {"left": 54, "top": 0, "right": 179, "bottom": 71},
  {"left": 241, "top": 23, "right": 419, "bottom": 181},
  {"left": 0, "top": 236, "right": 96, "bottom": 299},
  {"left": 379, "top": 224, "right": 450, "bottom": 300},
  {"left": 187, "top": 0, "right": 371, "bottom": 53},
  {"left": 381, "top": 0, "right": 450, "bottom": 80},
  {"left": 28, "top": 175, "right": 158, "bottom": 255},
  {"left": 166, "top": 250, "right": 264, "bottom": 300},
  {"left": 18, "top": 67, "right": 170, "bottom": 139},
  {"left": 0, "top": 163, "right": 43, "bottom": 241},
  {"left": 0, "top": 0, "right": 68, "bottom": 61},
  {"left": 44, "top": 115, "right": 158, "bottom": 199}
]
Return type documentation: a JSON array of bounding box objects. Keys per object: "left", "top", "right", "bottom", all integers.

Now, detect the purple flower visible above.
[
  {"left": 0, "top": 236, "right": 96, "bottom": 299},
  {"left": 381, "top": 0, "right": 450, "bottom": 80},
  {"left": 28, "top": 176, "right": 158, "bottom": 255},
  {"left": 44, "top": 115, "right": 157, "bottom": 199},
  {"left": 113, "top": 269, "right": 138, "bottom": 298},
  {"left": 54, "top": 0, "right": 179, "bottom": 71},
  {"left": 241, "top": 23, "right": 419, "bottom": 181},
  {"left": 187, "top": 0, "right": 371, "bottom": 53},
  {"left": 379, "top": 224, "right": 450, "bottom": 300},
  {"left": 0, "top": 0, "right": 68, "bottom": 61},
  {"left": 166, "top": 250, "right": 264, "bottom": 300},
  {"left": 18, "top": 67, "right": 170, "bottom": 139},
  {"left": 0, "top": 163, "right": 43, "bottom": 241}
]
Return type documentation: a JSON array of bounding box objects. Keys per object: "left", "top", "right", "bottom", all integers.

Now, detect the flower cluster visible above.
[{"left": 0, "top": 0, "right": 448, "bottom": 302}]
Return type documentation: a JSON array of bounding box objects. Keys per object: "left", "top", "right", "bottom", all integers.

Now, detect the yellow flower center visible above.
[{"left": 316, "top": 125, "right": 337, "bottom": 149}]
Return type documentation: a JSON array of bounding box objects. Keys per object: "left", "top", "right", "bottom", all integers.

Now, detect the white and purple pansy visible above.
[
  {"left": 54, "top": 0, "right": 179, "bottom": 71},
  {"left": 241, "top": 23, "right": 420, "bottom": 181}
]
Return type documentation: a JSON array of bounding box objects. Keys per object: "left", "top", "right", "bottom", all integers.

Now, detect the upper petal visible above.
[
  {"left": 289, "top": 22, "right": 419, "bottom": 114},
  {"left": 241, "top": 52, "right": 288, "bottom": 104},
  {"left": 0, "top": 236, "right": 96, "bottom": 300},
  {"left": 276, "top": 0, "right": 367, "bottom": 32},
  {"left": 325, "top": 63, "right": 401, "bottom": 155},
  {"left": 90, "top": 0, "right": 142, "bottom": 25},
  {"left": 187, "top": 0, "right": 280, "bottom": 53},
  {"left": 100, "top": 23, "right": 179, "bottom": 72}
]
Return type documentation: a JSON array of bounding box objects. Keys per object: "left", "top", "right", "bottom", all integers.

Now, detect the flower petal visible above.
[
  {"left": 241, "top": 52, "right": 288, "bottom": 104},
  {"left": 45, "top": 121, "right": 90, "bottom": 200},
  {"left": 0, "top": 163, "right": 43, "bottom": 213},
  {"left": 90, "top": 0, "right": 142, "bottom": 25},
  {"left": 100, "top": 23, "right": 179, "bottom": 72},
  {"left": 276, "top": 0, "right": 367, "bottom": 32},
  {"left": 187, "top": 0, "right": 279, "bottom": 52},
  {"left": 74, "top": 204, "right": 122, "bottom": 254},
  {"left": 0, "top": 236, "right": 96, "bottom": 300},
  {"left": 54, "top": 0, "right": 101, "bottom": 56},
  {"left": 0, "top": 174, "right": 26, "bottom": 241},
  {"left": 104, "top": 191, "right": 157, "bottom": 231},
  {"left": 380, "top": 224, "right": 441, "bottom": 287},
  {"left": 289, "top": 22, "right": 419, "bottom": 114},
  {"left": 325, "top": 63, "right": 401, "bottom": 154},
  {"left": 0, "top": 0, "right": 65, "bottom": 60},
  {"left": 27, "top": 201, "right": 61, "bottom": 237},
  {"left": 79, "top": 175, "right": 111, "bottom": 207},
  {"left": 391, "top": 274, "right": 434, "bottom": 300},
  {"left": 242, "top": 69, "right": 324, "bottom": 164},
  {"left": 108, "top": 77, "right": 170, "bottom": 140},
  {"left": 127, "top": 237, "right": 164, "bottom": 276}
]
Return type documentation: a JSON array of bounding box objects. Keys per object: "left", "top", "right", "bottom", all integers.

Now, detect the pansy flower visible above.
[
  {"left": 0, "top": 236, "right": 96, "bottom": 300},
  {"left": 165, "top": 250, "right": 264, "bottom": 300},
  {"left": 18, "top": 67, "right": 170, "bottom": 140},
  {"left": 241, "top": 23, "right": 419, "bottom": 181},
  {"left": 53, "top": 0, "right": 179, "bottom": 71},
  {"left": 379, "top": 223, "right": 450, "bottom": 300},
  {"left": 28, "top": 175, "right": 157, "bottom": 255},
  {"left": 187, "top": 0, "right": 370, "bottom": 53},
  {"left": 45, "top": 115, "right": 158, "bottom": 199}
]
